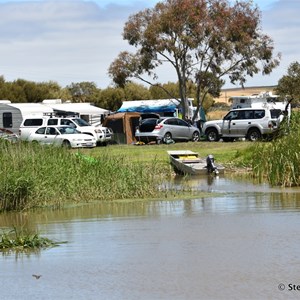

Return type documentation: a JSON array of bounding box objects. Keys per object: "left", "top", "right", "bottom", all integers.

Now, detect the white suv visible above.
[
  {"left": 19, "top": 116, "right": 113, "bottom": 145},
  {"left": 202, "top": 108, "right": 283, "bottom": 142}
]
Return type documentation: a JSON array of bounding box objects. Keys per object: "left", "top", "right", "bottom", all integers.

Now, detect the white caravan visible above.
[
  {"left": 229, "top": 91, "right": 290, "bottom": 115},
  {"left": 0, "top": 102, "right": 54, "bottom": 134}
]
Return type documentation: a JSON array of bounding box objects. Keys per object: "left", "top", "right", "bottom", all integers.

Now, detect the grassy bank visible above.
[
  {"left": 0, "top": 139, "right": 250, "bottom": 212},
  {"left": 0, "top": 141, "right": 169, "bottom": 211},
  {"left": 86, "top": 140, "right": 250, "bottom": 167}
]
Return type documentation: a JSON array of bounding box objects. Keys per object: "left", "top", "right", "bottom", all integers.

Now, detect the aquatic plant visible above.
[{"left": 0, "top": 226, "right": 63, "bottom": 251}]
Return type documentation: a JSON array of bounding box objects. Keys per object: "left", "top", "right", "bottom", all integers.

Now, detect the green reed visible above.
[
  {"left": 0, "top": 226, "right": 63, "bottom": 251},
  {"left": 0, "top": 141, "right": 171, "bottom": 211},
  {"left": 250, "top": 112, "right": 300, "bottom": 187}
]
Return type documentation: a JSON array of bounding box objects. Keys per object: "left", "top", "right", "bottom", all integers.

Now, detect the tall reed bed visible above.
[
  {"left": 250, "top": 112, "right": 300, "bottom": 187},
  {"left": 0, "top": 141, "right": 170, "bottom": 212}
]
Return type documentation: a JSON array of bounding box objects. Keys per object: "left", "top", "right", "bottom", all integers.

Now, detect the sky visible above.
[{"left": 0, "top": 0, "right": 299, "bottom": 89}]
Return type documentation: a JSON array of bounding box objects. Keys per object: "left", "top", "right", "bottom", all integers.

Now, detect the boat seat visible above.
[
  {"left": 178, "top": 158, "right": 202, "bottom": 163},
  {"left": 178, "top": 155, "right": 198, "bottom": 160}
]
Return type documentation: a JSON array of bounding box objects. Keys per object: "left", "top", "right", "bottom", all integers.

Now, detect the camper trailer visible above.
[
  {"left": 0, "top": 102, "right": 54, "bottom": 134},
  {"left": 230, "top": 92, "right": 290, "bottom": 115}
]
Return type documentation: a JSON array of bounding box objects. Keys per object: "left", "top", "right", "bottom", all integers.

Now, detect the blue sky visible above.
[{"left": 0, "top": 0, "right": 299, "bottom": 89}]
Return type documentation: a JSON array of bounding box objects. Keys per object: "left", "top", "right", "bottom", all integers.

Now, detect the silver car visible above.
[
  {"left": 135, "top": 117, "right": 200, "bottom": 143},
  {"left": 202, "top": 108, "right": 283, "bottom": 142}
]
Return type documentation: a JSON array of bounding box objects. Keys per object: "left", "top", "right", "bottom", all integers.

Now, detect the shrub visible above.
[{"left": 250, "top": 111, "right": 300, "bottom": 186}]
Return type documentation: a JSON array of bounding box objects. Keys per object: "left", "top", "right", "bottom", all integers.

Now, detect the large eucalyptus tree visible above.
[{"left": 109, "top": 0, "right": 280, "bottom": 120}]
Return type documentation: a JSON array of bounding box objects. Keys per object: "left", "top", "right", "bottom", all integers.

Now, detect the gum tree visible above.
[
  {"left": 275, "top": 61, "right": 300, "bottom": 105},
  {"left": 108, "top": 0, "right": 280, "bottom": 121}
]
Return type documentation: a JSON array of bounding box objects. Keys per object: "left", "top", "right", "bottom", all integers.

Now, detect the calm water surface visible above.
[{"left": 1, "top": 176, "right": 300, "bottom": 300}]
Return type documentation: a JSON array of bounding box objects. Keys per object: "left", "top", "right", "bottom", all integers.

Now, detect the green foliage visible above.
[
  {"left": 99, "top": 87, "right": 125, "bottom": 111},
  {"left": 109, "top": 0, "right": 280, "bottom": 120},
  {"left": 250, "top": 112, "right": 300, "bottom": 186},
  {"left": 0, "top": 141, "right": 170, "bottom": 212},
  {"left": 275, "top": 61, "right": 300, "bottom": 105},
  {"left": 66, "top": 81, "right": 101, "bottom": 103},
  {"left": 123, "top": 82, "right": 151, "bottom": 100},
  {"left": 149, "top": 82, "right": 180, "bottom": 99},
  {"left": 0, "top": 177, "right": 33, "bottom": 211},
  {"left": 0, "top": 226, "right": 63, "bottom": 251},
  {"left": 0, "top": 77, "right": 69, "bottom": 102}
]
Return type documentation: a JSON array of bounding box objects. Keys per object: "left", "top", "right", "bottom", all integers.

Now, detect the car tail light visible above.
[
  {"left": 154, "top": 124, "right": 163, "bottom": 130},
  {"left": 268, "top": 121, "right": 276, "bottom": 128}
]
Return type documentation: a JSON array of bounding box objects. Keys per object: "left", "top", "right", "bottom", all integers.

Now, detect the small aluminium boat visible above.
[{"left": 167, "top": 150, "right": 225, "bottom": 176}]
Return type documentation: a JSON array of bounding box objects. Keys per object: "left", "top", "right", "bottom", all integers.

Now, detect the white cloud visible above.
[
  {"left": 0, "top": 1, "right": 145, "bottom": 87},
  {"left": 0, "top": 0, "right": 298, "bottom": 89}
]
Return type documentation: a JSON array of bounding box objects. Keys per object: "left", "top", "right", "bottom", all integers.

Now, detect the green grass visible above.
[
  {"left": 0, "top": 139, "right": 250, "bottom": 212},
  {"left": 85, "top": 140, "right": 249, "bottom": 166}
]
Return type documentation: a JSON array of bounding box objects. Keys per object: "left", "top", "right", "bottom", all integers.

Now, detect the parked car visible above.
[
  {"left": 135, "top": 117, "right": 200, "bottom": 143},
  {"left": 202, "top": 107, "right": 283, "bottom": 142},
  {"left": 27, "top": 126, "right": 96, "bottom": 148},
  {"left": 19, "top": 116, "right": 112, "bottom": 146}
]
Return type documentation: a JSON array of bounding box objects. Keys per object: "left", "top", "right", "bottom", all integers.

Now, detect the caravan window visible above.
[
  {"left": 3, "top": 112, "right": 12, "bottom": 128},
  {"left": 24, "top": 119, "right": 43, "bottom": 126}
]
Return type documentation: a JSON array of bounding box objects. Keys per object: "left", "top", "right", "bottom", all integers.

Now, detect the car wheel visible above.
[
  {"left": 191, "top": 131, "right": 200, "bottom": 142},
  {"left": 247, "top": 128, "right": 261, "bottom": 141},
  {"left": 163, "top": 132, "right": 172, "bottom": 142},
  {"left": 205, "top": 128, "right": 220, "bottom": 142},
  {"left": 62, "top": 140, "right": 71, "bottom": 148}
]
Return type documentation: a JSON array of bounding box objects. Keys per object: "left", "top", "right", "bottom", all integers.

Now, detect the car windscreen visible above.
[
  {"left": 72, "top": 118, "right": 91, "bottom": 127},
  {"left": 58, "top": 127, "right": 78, "bottom": 134}
]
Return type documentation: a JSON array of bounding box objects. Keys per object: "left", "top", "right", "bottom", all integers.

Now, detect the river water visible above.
[{"left": 1, "top": 175, "right": 300, "bottom": 300}]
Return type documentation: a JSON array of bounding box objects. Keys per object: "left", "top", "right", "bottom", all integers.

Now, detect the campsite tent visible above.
[{"left": 102, "top": 112, "right": 140, "bottom": 144}]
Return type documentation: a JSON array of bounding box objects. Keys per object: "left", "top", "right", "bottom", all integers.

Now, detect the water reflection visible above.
[
  {"left": 1, "top": 176, "right": 300, "bottom": 299},
  {"left": 1, "top": 176, "right": 300, "bottom": 228}
]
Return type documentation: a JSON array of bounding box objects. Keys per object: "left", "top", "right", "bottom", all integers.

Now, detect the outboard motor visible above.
[{"left": 206, "top": 154, "right": 219, "bottom": 175}]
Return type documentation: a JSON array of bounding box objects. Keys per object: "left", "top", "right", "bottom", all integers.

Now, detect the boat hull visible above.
[{"left": 167, "top": 150, "right": 225, "bottom": 175}]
